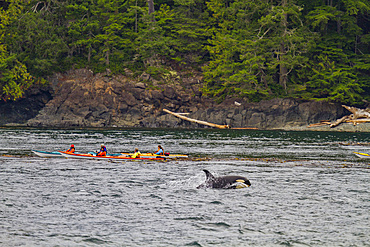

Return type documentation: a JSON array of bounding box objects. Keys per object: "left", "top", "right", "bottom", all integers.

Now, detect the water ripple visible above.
[{"left": 0, "top": 129, "right": 369, "bottom": 246}]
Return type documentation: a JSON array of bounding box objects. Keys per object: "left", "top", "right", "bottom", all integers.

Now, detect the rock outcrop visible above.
[
  {"left": 0, "top": 85, "right": 52, "bottom": 126},
  {"left": 26, "top": 69, "right": 209, "bottom": 128},
  {"left": 2, "top": 68, "right": 365, "bottom": 131}
]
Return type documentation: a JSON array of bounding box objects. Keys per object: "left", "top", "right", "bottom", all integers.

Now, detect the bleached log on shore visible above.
[
  {"left": 163, "top": 109, "right": 230, "bottom": 129},
  {"left": 328, "top": 105, "right": 370, "bottom": 128},
  {"left": 346, "top": 119, "right": 370, "bottom": 125},
  {"left": 330, "top": 115, "right": 350, "bottom": 128},
  {"left": 342, "top": 105, "right": 370, "bottom": 119},
  {"left": 308, "top": 121, "right": 331, "bottom": 128}
]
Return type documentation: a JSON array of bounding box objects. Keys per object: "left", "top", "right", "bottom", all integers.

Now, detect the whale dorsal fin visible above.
[{"left": 203, "top": 170, "right": 215, "bottom": 180}]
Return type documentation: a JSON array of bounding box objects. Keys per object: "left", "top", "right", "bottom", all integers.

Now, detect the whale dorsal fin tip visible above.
[{"left": 203, "top": 169, "right": 215, "bottom": 180}]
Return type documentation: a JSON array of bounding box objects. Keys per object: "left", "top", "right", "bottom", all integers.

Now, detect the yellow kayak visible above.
[
  {"left": 120, "top": 152, "right": 188, "bottom": 159},
  {"left": 353, "top": 152, "right": 370, "bottom": 159}
]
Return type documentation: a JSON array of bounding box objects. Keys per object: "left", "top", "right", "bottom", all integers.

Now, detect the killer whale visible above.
[{"left": 197, "top": 169, "right": 251, "bottom": 189}]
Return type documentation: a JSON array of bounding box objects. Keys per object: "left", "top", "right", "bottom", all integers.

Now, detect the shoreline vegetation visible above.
[
  {"left": 1, "top": 1, "right": 369, "bottom": 106},
  {"left": 0, "top": 1, "right": 369, "bottom": 132}
]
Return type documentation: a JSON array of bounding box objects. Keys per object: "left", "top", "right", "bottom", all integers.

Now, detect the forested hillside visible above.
[{"left": 0, "top": 0, "right": 369, "bottom": 105}]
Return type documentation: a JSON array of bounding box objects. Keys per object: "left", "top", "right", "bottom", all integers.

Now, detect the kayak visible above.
[
  {"left": 120, "top": 152, "right": 188, "bottom": 159},
  {"left": 32, "top": 150, "right": 63, "bottom": 158},
  {"left": 33, "top": 150, "right": 187, "bottom": 159},
  {"left": 32, "top": 150, "right": 122, "bottom": 158},
  {"left": 59, "top": 151, "right": 165, "bottom": 161},
  {"left": 353, "top": 152, "right": 370, "bottom": 159}
]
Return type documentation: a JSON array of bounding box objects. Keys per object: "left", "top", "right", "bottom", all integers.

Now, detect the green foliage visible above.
[
  {"left": 135, "top": 4, "right": 175, "bottom": 67},
  {"left": 202, "top": 0, "right": 369, "bottom": 105},
  {"left": 295, "top": 0, "right": 370, "bottom": 105},
  {"left": 0, "top": 52, "right": 33, "bottom": 101},
  {"left": 305, "top": 54, "right": 362, "bottom": 104},
  {"left": 146, "top": 66, "right": 169, "bottom": 81},
  {"left": 3, "top": 0, "right": 69, "bottom": 77},
  {"left": 0, "top": 0, "right": 368, "bottom": 105},
  {"left": 203, "top": 0, "right": 314, "bottom": 101},
  {"left": 66, "top": 0, "right": 139, "bottom": 73},
  {"left": 0, "top": 0, "right": 36, "bottom": 101}
]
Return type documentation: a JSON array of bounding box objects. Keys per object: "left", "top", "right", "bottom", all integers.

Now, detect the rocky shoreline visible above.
[{"left": 1, "top": 69, "right": 369, "bottom": 132}]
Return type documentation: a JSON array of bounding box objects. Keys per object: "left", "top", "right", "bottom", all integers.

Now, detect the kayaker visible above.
[
  {"left": 66, "top": 144, "right": 75, "bottom": 153},
  {"left": 155, "top": 145, "right": 164, "bottom": 155},
  {"left": 97, "top": 144, "right": 107, "bottom": 156},
  {"left": 131, "top": 148, "right": 141, "bottom": 158}
]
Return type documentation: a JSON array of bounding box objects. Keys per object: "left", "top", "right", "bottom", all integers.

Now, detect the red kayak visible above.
[{"left": 59, "top": 151, "right": 165, "bottom": 161}]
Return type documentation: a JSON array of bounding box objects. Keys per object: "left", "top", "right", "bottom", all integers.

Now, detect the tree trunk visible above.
[
  {"left": 279, "top": 0, "right": 288, "bottom": 92},
  {"left": 106, "top": 49, "right": 109, "bottom": 66},
  {"left": 135, "top": 0, "right": 138, "bottom": 33},
  {"left": 279, "top": 42, "right": 287, "bottom": 91},
  {"left": 148, "top": 0, "right": 155, "bottom": 15},
  {"left": 88, "top": 45, "right": 91, "bottom": 63}
]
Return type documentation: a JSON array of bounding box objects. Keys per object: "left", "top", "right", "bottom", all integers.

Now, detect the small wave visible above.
[
  {"left": 210, "top": 201, "right": 223, "bottom": 205},
  {"left": 185, "top": 241, "right": 202, "bottom": 246},
  {"left": 174, "top": 216, "right": 205, "bottom": 221},
  {"left": 197, "top": 222, "right": 231, "bottom": 231},
  {"left": 83, "top": 237, "right": 110, "bottom": 245}
]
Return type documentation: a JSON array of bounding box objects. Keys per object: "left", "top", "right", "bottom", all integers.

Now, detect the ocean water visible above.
[{"left": 0, "top": 128, "right": 369, "bottom": 246}]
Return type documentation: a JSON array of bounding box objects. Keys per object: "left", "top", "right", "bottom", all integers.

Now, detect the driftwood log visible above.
[
  {"left": 308, "top": 105, "right": 370, "bottom": 128},
  {"left": 163, "top": 109, "right": 230, "bottom": 129},
  {"left": 343, "top": 105, "right": 370, "bottom": 118},
  {"left": 330, "top": 105, "right": 370, "bottom": 127},
  {"left": 163, "top": 109, "right": 258, "bottom": 129},
  {"left": 308, "top": 120, "right": 332, "bottom": 128}
]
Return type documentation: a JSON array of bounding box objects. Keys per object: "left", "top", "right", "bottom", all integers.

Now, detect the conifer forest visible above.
[{"left": 0, "top": 0, "right": 369, "bottom": 105}]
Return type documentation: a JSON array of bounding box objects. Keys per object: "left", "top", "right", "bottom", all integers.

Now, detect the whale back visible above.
[{"left": 198, "top": 170, "right": 251, "bottom": 189}]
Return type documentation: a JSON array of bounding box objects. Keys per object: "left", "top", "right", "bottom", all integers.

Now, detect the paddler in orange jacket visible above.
[
  {"left": 66, "top": 144, "right": 75, "bottom": 153},
  {"left": 97, "top": 144, "right": 107, "bottom": 156}
]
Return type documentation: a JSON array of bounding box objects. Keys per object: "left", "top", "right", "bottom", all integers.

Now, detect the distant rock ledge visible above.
[{"left": 1, "top": 69, "right": 369, "bottom": 132}]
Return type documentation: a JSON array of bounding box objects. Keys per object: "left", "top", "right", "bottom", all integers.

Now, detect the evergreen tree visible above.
[
  {"left": 203, "top": 0, "right": 312, "bottom": 102},
  {"left": 302, "top": 0, "right": 370, "bottom": 105},
  {"left": 0, "top": 0, "right": 368, "bottom": 105},
  {"left": 135, "top": 3, "right": 175, "bottom": 68},
  {"left": 4, "top": 0, "right": 69, "bottom": 77},
  {"left": 0, "top": 0, "right": 35, "bottom": 101},
  {"left": 66, "top": 0, "right": 139, "bottom": 73},
  {"left": 168, "top": 0, "right": 212, "bottom": 67}
]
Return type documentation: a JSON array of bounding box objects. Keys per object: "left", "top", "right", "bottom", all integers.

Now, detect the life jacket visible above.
[
  {"left": 132, "top": 151, "right": 141, "bottom": 158},
  {"left": 66, "top": 147, "right": 75, "bottom": 153},
  {"left": 97, "top": 146, "right": 107, "bottom": 156}
]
